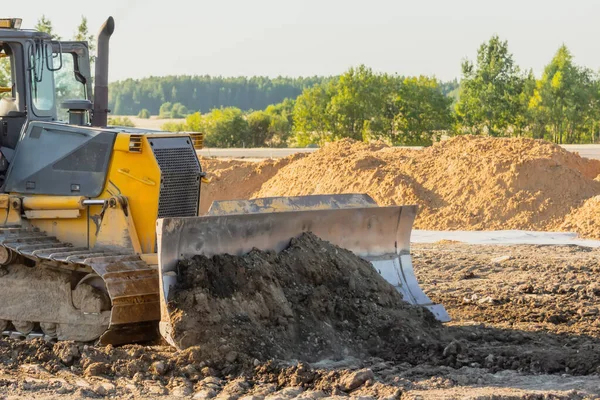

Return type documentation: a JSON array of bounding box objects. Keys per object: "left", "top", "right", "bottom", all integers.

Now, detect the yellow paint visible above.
[
  {"left": 24, "top": 209, "right": 80, "bottom": 219},
  {"left": 5, "top": 131, "right": 199, "bottom": 253},
  {"left": 117, "top": 169, "right": 156, "bottom": 186},
  {"left": 140, "top": 253, "right": 158, "bottom": 266},
  {"left": 102, "top": 133, "right": 162, "bottom": 253},
  {"left": 0, "top": 196, "right": 23, "bottom": 226},
  {"left": 0, "top": 194, "right": 10, "bottom": 209},
  {"left": 22, "top": 196, "right": 85, "bottom": 210},
  {"left": 95, "top": 197, "right": 142, "bottom": 254}
]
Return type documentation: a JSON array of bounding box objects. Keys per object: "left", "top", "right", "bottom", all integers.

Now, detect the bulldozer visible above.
[{"left": 0, "top": 17, "right": 448, "bottom": 346}]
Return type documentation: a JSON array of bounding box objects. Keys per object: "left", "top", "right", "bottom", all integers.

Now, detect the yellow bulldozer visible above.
[{"left": 0, "top": 17, "right": 447, "bottom": 346}]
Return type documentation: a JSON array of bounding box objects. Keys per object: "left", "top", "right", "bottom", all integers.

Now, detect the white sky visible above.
[{"left": 2, "top": 0, "right": 598, "bottom": 82}]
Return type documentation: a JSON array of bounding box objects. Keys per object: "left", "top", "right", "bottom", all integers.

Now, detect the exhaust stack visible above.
[{"left": 91, "top": 17, "right": 115, "bottom": 127}]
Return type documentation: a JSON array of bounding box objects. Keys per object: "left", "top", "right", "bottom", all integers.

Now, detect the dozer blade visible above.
[{"left": 157, "top": 194, "right": 449, "bottom": 348}]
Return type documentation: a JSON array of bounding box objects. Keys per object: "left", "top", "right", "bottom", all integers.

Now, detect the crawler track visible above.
[{"left": 0, "top": 225, "right": 159, "bottom": 344}]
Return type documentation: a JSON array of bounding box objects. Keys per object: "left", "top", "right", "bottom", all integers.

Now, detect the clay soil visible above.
[{"left": 0, "top": 240, "right": 599, "bottom": 399}]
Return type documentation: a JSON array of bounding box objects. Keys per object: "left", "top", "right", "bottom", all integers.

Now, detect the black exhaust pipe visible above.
[{"left": 91, "top": 17, "right": 115, "bottom": 127}]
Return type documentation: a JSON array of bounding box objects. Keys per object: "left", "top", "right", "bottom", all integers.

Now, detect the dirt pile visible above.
[
  {"left": 167, "top": 233, "right": 444, "bottom": 368},
  {"left": 199, "top": 154, "right": 304, "bottom": 214},
  {"left": 199, "top": 137, "right": 600, "bottom": 237},
  {"left": 559, "top": 195, "right": 600, "bottom": 239},
  {"left": 253, "top": 136, "right": 600, "bottom": 231}
]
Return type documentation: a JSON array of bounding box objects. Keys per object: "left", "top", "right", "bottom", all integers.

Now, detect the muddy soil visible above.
[
  {"left": 0, "top": 242, "right": 599, "bottom": 398},
  {"left": 168, "top": 233, "right": 443, "bottom": 366}
]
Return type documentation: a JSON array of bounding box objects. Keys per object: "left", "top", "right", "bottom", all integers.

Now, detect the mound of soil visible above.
[
  {"left": 199, "top": 154, "right": 305, "bottom": 214},
  {"left": 558, "top": 195, "right": 600, "bottom": 239},
  {"left": 253, "top": 136, "right": 600, "bottom": 232},
  {"left": 167, "top": 233, "right": 443, "bottom": 367}
]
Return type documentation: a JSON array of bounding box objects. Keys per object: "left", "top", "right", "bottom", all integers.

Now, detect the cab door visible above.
[{"left": 52, "top": 41, "right": 92, "bottom": 121}]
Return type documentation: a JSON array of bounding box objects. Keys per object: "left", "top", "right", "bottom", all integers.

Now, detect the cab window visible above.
[
  {"left": 0, "top": 43, "right": 18, "bottom": 115},
  {"left": 29, "top": 42, "right": 56, "bottom": 114},
  {"left": 55, "top": 53, "right": 86, "bottom": 121}
]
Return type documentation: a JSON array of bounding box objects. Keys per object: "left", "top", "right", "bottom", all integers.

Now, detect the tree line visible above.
[
  {"left": 108, "top": 76, "right": 330, "bottom": 115},
  {"left": 456, "top": 36, "right": 600, "bottom": 144},
  {"left": 163, "top": 36, "right": 600, "bottom": 147}
]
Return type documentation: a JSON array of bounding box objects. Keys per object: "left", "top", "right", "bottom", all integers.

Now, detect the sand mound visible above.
[
  {"left": 558, "top": 195, "right": 600, "bottom": 239},
  {"left": 167, "top": 233, "right": 443, "bottom": 367},
  {"left": 252, "top": 136, "right": 600, "bottom": 232},
  {"left": 199, "top": 154, "right": 304, "bottom": 214}
]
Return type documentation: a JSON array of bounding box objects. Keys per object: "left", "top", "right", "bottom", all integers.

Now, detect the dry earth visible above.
[{"left": 200, "top": 136, "right": 600, "bottom": 239}]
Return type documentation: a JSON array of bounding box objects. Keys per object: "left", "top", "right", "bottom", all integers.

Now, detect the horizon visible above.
[{"left": 3, "top": 0, "right": 599, "bottom": 82}]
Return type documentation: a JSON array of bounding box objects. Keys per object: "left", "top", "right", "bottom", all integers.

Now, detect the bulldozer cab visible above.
[{"left": 0, "top": 21, "right": 92, "bottom": 185}]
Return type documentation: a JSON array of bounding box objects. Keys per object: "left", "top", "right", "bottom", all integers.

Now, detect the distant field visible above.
[{"left": 113, "top": 115, "right": 186, "bottom": 130}]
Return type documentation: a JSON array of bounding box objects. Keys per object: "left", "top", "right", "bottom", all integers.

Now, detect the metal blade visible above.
[{"left": 157, "top": 202, "right": 449, "bottom": 348}]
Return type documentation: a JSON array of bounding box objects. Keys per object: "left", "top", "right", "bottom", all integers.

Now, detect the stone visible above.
[
  {"left": 339, "top": 369, "right": 375, "bottom": 392},
  {"left": 83, "top": 362, "right": 111, "bottom": 377},
  {"left": 443, "top": 340, "right": 463, "bottom": 357},
  {"left": 151, "top": 361, "right": 167, "bottom": 376}
]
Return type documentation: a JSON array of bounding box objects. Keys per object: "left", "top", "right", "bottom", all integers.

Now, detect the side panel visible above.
[
  {"left": 4, "top": 122, "right": 115, "bottom": 197},
  {"left": 100, "top": 134, "right": 161, "bottom": 253}
]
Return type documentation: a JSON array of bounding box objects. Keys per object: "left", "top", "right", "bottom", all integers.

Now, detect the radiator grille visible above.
[{"left": 150, "top": 138, "right": 201, "bottom": 219}]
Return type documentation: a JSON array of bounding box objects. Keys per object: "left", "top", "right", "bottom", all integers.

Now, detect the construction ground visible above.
[{"left": 2, "top": 135, "right": 600, "bottom": 399}]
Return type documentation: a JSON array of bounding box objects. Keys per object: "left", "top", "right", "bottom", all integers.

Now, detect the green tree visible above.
[
  {"left": 108, "top": 75, "right": 329, "bottom": 116},
  {"left": 202, "top": 107, "right": 249, "bottom": 147},
  {"left": 390, "top": 76, "right": 453, "bottom": 145},
  {"left": 291, "top": 84, "right": 333, "bottom": 146},
  {"left": 73, "top": 16, "right": 95, "bottom": 60},
  {"left": 456, "top": 35, "right": 523, "bottom": 136},
  {"left": 108, "top": 116, "right": 135, "bottom": 127},
  {"left": 0, "top": 52, "right": 10, "bottom": 96},
  {"left": 327, "top": 65, "right": 385, "bottom": 140},
  {"left": 35, "top": 15, "right": 61, "bottom": 40},
  {"left": 247, "top": 111, "right": 272, "bottom": 147},
  {"left": 159, "top": 102, "right": 173, "bottom": 118},
  {"left": 529, "top": 45, "right": 599, "bottom": 143},
  {"left": 170, "top": 102, "right": 188, "bottom": 118},
  {"left": 137, "top": 108, "right": 151, "bottom": 118}
]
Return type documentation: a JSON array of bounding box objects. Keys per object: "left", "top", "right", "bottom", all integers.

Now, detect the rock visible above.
[
  {"left": 201, "top": 376, "right": 223, "bottom": 390},
  {"left": 83, "top": 362, "right": 111, "bottom": 377},
  {"left": 239, "top": 396, "right": 264, "bottom": 400},
  {"left": 147, "top": 385, "right": 168, "bottom": 395},
  {"left": 53, "top": 342, "right": 80, "bottom": 366},
  {"left": 93, "top": 385, "right": 107, "bottom": 396},
  {"left": 194, "top": 389, "right": 217, "bottom": 399},
  {"left": 443, "top": 340, "right": 463, "bottom": 357},
  {"left": 225, "top": 351, "right": 238, "bottom": 363},
  {"left": 151, "top": 361, "right": 167, "bottom": 375},
  {"left": 339, "top": 369, "right": 375, "bottom": 392},
  {"left": 276, "top": 387, "right": 303, "bottom": 398},
  {"left": 99, "top": 382, "right": 116, "bottom": 394},
  {"left": 133, "top": 372, "right": 144, "bottom": 382},
  {"left": 477, "top": 296, "right": 494, "bottom": 304},
  {"left": 379, "top": 389, "right": 402, "bottom": 400},
  {"left": 297, "top": 390, "right": 328, "bottom": 399},
  {"left": 491, "top": 255, "right": 512, "bottom": 263},
  {"left": 172, "top": 385, "right": 193, "bottom": 397},
  {"left": 222, "top": 379, "right": 249, "bottom": 396},
  {"left": 215, "top": 394, "right": 240, "bottom": 400}
]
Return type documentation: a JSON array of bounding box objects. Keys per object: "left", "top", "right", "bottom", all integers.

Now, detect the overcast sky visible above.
[{"left": 3, "top": 0, "right": 598, "bottom": 82}]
